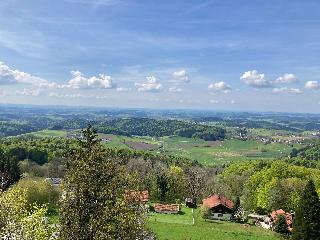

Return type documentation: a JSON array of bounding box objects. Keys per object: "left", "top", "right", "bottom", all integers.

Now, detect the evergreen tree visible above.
[
  {"left": 292, "top": 180, "right": 320, "bottom": 240},
  {"left": 59, "top": 125, "right": 147, "bottom": 240},
  {"left": 0, "top": 148, "right": 20, "bottom": 191},
  {"left": 274, "top": 214, "right": 289, "bottom": 235},
  {"left": 233, "top": 196, "right": 245, "bottom": 223},
  {"left": 233, "top": 196, "right": 241, "bottom": 214}
]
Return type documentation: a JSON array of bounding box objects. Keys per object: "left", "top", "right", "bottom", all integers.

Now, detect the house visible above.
[
  {"left": 270, "top": 209, "right": 294, "bottom": 232},
  {"left": 125, "top": 190, "right": 149, "bottom": 203},
  {"left": 101, "top": 136, "right": 112, "bottom": 143},
  {"left": 45, "top": 177, "right": 62, "bottom": 186},
  {"left": 202, "top": 195, "right": 234, "bottom": 220},
  {"left": 154, "top": 204, "right": 180, "bottom": 214}
]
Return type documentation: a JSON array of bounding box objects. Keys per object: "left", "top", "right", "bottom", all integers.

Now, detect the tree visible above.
[
  {"left": 0, "top": 148, "right": 20, "bottom": 191},
  {"left": 59, "top": 125, "right": 146, "bottom": 240},
  {"left": 156, "top": 171, "right": 169, "bottom": 202},
  {"left": 0, "top": 187, "right": 54, "bottom": 240},
  {"left": 274, "top": 214, "right": 289, "bottom": 235},
  {"left": 292, "top": 180, "right": 320, "bottom": 240},
  {"left": 233, "top": 196, "right": 241, "bottom": 214},
  {"left": 185, "top": 167, "right": 206, "bottom": 205},
  {"left": 232, "top": 197, "right": 245, "bottom": 223}
]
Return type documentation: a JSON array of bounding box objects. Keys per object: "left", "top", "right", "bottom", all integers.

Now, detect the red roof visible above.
[
  {"left": 270, "top": 209, "right": 293, "bottom": 229},
  {"left": 202, "top": 195, "right": 234, "bottom": 210},
  {"left": 125, "top": 190, "right": 149, "bottom": 203},
  {"left": 154, "top": 204, "right": 180, "bottom": 213},
  {"left": 271, "top": 209, "right": 286, "bottom": 218}
]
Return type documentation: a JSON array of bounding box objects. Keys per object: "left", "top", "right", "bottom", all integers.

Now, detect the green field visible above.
[
  {"left": 27, "top": 130, "right": 297, "bottom": 165},
  {"left": 159, "top": 136, "right": 296, "bottom": 165},
  {"left": 148, "top": 206, "right": 282, "bottom": 240}
]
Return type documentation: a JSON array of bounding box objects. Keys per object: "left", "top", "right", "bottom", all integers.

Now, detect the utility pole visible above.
[{"left": 192, "top": 208, "right": 195, "bottom": 225}]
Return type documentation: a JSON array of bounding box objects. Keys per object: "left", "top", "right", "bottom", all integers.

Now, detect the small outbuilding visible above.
[
  {"left": 154, "top": 204, "right": 180, "bottom": 214},
  {"left": 202, "top": 195, "right": 234, "bottom": 220}
]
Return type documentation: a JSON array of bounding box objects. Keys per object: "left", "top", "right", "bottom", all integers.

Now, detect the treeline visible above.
[
  {"left": 287, "top": 141, "right": 320, "bottom": 169},
  {"left": 96, "top": 118, "right": 226, "bottom": 141},
  {"left": 221, "top": 160, "right": 320, "bottom": 214}
]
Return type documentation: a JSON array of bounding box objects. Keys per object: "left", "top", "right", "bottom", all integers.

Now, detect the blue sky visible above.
[{"left": 0, "top": 0, "right": 320, "bottom": 112}]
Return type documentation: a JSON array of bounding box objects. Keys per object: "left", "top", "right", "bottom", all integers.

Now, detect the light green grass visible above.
[
  {"left": 159, "top": 137, "right": 294, "bottom": 165},
  {"left": 148, "top": 206, "right": 282, "bottom": 240},
  {"left": 28, "top": 130, "right": 67, "bottom": 137}
]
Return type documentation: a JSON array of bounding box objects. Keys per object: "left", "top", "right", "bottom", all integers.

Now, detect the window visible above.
[{"left": 218, "top": 213, "right": 223, "bottom": 217}]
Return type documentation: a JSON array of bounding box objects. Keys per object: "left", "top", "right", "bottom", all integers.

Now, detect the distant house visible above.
[
  {"left": 202, "top": 195, "right": 234, "bottom": 220},
  {"left": 154, "top": 204, "right": 180, "bottom": 214},
  {"left": 125, "top": 190, "right": 149, "bottom": 203},
  {"left": 45, "top": 177, "right": 62, "bottom": 186},
  {"left": 101, "top": 136, "right": 112, "bottom": 143},
  {"left": 270, "top": 209, "right": 294, "bottom": 232}
]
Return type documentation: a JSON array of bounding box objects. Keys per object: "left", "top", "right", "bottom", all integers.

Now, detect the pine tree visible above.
[
  {"left": 59, "top": 125, "right": 147, "bottom": 240},
  {"left": 274, "top": 214, "right": 289, "bottom": 235},
  {"left": 292, "top": 180, "right": 320, "bottom": 240}
]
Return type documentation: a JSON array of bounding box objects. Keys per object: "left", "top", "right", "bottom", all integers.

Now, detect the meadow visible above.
[
  {"left": 27, "top": 130, "right": 297, "bottom": 165},
  {"left": 147, "top": 206, "right": 282, "bottom": 240}
]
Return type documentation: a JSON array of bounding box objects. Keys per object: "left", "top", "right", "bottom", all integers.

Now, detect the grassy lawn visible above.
[{"left": 148, "top": 206, "right": 282, "bottom": 240}]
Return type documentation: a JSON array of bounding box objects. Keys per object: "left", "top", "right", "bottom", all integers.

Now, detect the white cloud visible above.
[
  {"left": 116, "top": 87, "right": 131, "bottom": 92},
  {"left": 209, "top": 99, "right": 219, "bottom": 104},
  {"left": 305, "top": 81, "right": 320, "bottom": 90},
  {"left": 276, "top": 73, "right": 298, "bottom": 84},
  {"left": 208, "top": 81, "right": 231, "bottom": 93},
  {"left": 135, "top": 76, "right": 162, "bottom": 92},
  {"left": 169, "top": 86, "right": 183, "bottom": 93},
  {"left": 15, "top": 88, "right": 41, "bottom": 96},
  {"left": 273, "top": 87, "right": 303, "bottom": 94},
  {"left": 230, "top": 100, "right": 236, "bottom": 104},
  {"left": 172, "top": 70, "right": 190, "bottom": 83},
  {"left": 240, "top": 70, "right": 273, "bottom": 88},
  {"left": 0, "top": 62, "right": 48, "bottom": 86},
  {"left": 48, "top": 92, "right": 60, "bottom": 97},
  {"left": 68, "top": 70, "right": 116, "bottom": 89}
]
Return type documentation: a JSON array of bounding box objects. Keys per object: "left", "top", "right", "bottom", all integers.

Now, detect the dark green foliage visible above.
[
  {"left": 96, "top": 118, "right": 226, "bottom": 141},
  {"left": 274, "top": 214, "right": 290, "bottom": 235},
  {"left": 292, "top": 180, "right": 320, "bottom": 240},
  {"left": 233, "top": 196, "right": 241, "bottom": 214},
  {"left": 156, "top": 172, "right": 169, "bottom": 202},
  {"left": 0, "top": 148, "right": 20, "bottom": 190}
]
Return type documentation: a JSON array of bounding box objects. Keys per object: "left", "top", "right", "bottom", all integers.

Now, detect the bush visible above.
[
  {"left": 10, "top": 178, "right": 60, "bottom": 213},
  {"left": 201, "top": 205, "right": 210, "bottom": 220}
]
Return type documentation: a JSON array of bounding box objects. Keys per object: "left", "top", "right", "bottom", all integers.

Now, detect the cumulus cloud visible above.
[
  {"left": 172, "top": 70, "right": 190, "bottom": 83},
  {"left": 135, "top": 76, "right": 162, "bottom": 92},
  {"left": 240, "top": 70, "right": 273, "bottom": 88},
  {"left": 15, "top": 88, "right": 41, "bottom": 96},
  {"left": 169, "top": 86, "right": 183, "bottom": 93},
  {"left": 276, "top": 73, "right": 298, "bottom": 84},
  {"left": 273, "top": 87, "right": 303, "bottom": 94},
  {"left": 208, "top": 81, "right": 232, "bottom": 93},
  {"left": 305, "top": 81, "right": 320, "bottom": 90},
  {"left": 0, "top": 62, "right": 48, "bottom": 86},
  {"left": 68, "top": 70, "right": 116, "bottom": 89}
]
